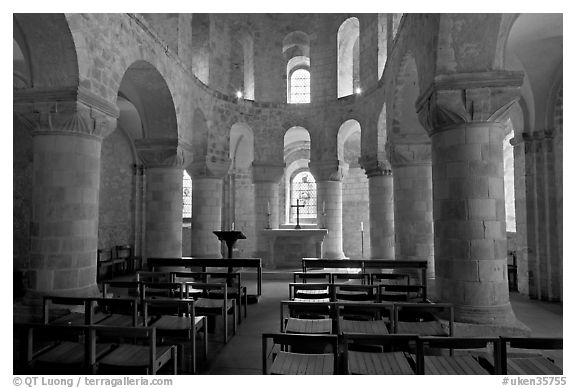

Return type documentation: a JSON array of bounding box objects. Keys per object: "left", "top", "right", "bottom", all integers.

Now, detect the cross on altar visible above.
[{"left": 291, "top": 199, "right": 306, "bottom": 229}]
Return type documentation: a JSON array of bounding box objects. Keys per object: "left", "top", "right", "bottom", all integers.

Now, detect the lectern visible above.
[{"left": 213, "top": 231, "right": 247, "bottom": 259}]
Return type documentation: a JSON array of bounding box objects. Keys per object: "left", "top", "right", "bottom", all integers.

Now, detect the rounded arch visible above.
[
  {"left": 282, "top": 31, "right": 311, "bottom": 58},
  {"left": 337, "top": 17, "right": 360, "bottom": 98},
  {"left": 230, "top": 122, "right": 254, "bottom": 170},
  {"left": 116, "top": 60, "right": 178, "bottom": 140},
  {"left": 13, "top": 14, "right": 79, "bottom": 89},
  {"left": 391, "top": 52, "right": 428, "bottom": 145},
  {"left": 337, "top": 119, "right": 361, "bottom": 162}
]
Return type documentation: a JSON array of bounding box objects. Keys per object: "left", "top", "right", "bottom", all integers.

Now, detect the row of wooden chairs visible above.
[
  {"left": 102, "top": 280, "right": 238, "bottom": 344},
  {"left": 97, "top": 245, "right": 143, "bottom": 281},
  {"left": 280, "top": 300, "right": 454, "bottom": 337},
  {"left": 14, "top": 323, "right": 178, "bottom": 375},
  {"left": 293, "top": 271, "right": 411, "bottom": 286},
  {"left": 262, "top": 333, "right": 563, "bottom": 375},
  {"left": 40, "top": 295, "right": 208, "bottom": 374},
  {"left": 289, "top": 282, "right": 427, "bottom": 303}
]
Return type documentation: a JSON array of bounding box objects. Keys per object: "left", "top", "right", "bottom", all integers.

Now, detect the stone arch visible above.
[
  {"left": 116, "top": 60, "right": 178, "bottom": 140},
  {"left": 13, "top": 14, "right": 79, "bottom": 89},
  {"left": 230, "top": 122, "right": 255, "bottom": 170},
  {"left": 337, "top": 119, "right": 361, "bottom": 163},
  {"left": 337, "top": 17, "right": 360, "bottom": 98}
]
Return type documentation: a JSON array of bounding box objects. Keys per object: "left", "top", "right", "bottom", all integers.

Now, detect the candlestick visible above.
[
  {"left": 322, "top": 201, "right": 325, "bottom": 214},
  {"left": 360, "top": 221, "right": 363, "bottom": 231},
  {"left": 267, "top": 201, "right": 270, "bottom": 214},
  {"left": 232, "top": 222, "right": 235, "bottom": 230}
]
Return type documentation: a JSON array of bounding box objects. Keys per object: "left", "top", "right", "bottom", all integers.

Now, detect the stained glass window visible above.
[
  {"left": 290, "top": 171, "right": 316, "bottom": 223},
  {"left": 290, "top": 68, "right": 310, "bottom": 104},
  {"left": 183, "top": 171, "right": 192, "bottom": 219}
]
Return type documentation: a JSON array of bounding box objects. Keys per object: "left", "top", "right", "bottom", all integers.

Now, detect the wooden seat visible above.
[
  {"left": 43, "top": 296, "right": 99, "bottom": 325},
  {"left": 184, "top": 282, "right": 237, "bottom": 344},
  {"left": 93, "top": 326, "right": 177, "bottom": 375},
  {"left": 97, "top": 249, "right": 126, "bottom": 281},
  {"left": 331, "top": 272, "right": 370, "bottom": 285},
  {"left": 115, "top": 245, "right": 141, "bottom": 274},
  {"left": 394, "top": 302, "right": 454, "bottom": 337},
  {"left": 102, "top": 281, "right": 141, "bottom": 299},
  {"left": 280, "top": 300, "right": 336, "bottom": 329},
  {"left": 262, "top": 333, "right": 339, "bottom": 375},
  {"left": 416, "top": 336, "right": 501, "bottom": 375},
  {"left": 342, "top": 334, "right": 417, "bottom": 375},
  {"left": 500, "top": 337, "right": 563, "bottom": 375},
  {"left": 284, "top": 318, "right": 333, "bottom": 334},
  {"left": 379, "top": 284, "right": 427, "bottom": 302},
  {"left": 370, "top": 272, "right": 410, "bottom": 286},
  {"left": 172, "top": 271, "right": 248, "bottom": 323},
  {"left": 144, "top": 298, "right": 207, "bottom": 374},
  {"left": 90, "top": 297, "right": 142, "bottom": 327},
  {"left": 289, "top": 282, "right": 332, "bottom": 302}
]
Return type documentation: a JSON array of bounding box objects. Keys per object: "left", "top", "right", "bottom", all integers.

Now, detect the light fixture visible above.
[
  {"left": 236, "top": 90, "right": 243, "bottom": 99},
  {"left": 355, "top": 87, "right": 362, "bottom": 95}
]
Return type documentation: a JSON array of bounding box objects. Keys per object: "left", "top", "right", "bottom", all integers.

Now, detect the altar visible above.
[{"left": 261, "top": 228, "right": 328, "bottom": 268}]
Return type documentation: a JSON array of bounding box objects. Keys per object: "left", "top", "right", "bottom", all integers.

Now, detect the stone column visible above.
[
  {"left": 360, "top": 156, "right": 395, "bottom": 260},
  {"left": 390, "top": 144, "right": 434, "bottom": 276},
  {"left": 14, "top": 96, "right": 117, "bottom": 301},
  {"left": 252, "top": 162, "right": 285, "bottom": 266},
  {"left": 309, "top": 160, "right": 347, "bottom": 259},
  {"left": 513, "top": 130, "right": 562, "bottom": 301},
  {"left": 188, "top": 159, "right": 231, "bottom": 258},
  {"left": 136, "top": 139, "right": 192, "bottom": 259},
  {"left": 416, "top": 71, "right": 523, "bottom": 325}
]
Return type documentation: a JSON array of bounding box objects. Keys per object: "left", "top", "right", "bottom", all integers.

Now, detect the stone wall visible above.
[{"left": 342, "top": 167, "right": 370, "bottom": 258}]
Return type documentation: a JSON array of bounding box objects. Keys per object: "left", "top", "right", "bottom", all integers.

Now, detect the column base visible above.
[
  {"left": 453, "top": 302, "right": 518, "bottom": 325},
  {"left": 452, "top": 319, "right": 531, "bottom": 337}
]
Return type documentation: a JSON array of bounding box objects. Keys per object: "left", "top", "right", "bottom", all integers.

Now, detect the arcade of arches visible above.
[{"left": 13, "top": 14, "right": 562, "bottom": 330}]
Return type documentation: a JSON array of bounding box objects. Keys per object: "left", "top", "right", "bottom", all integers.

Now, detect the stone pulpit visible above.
[{"left": 261, "top": 228, "right": 328, "bottom": 268}]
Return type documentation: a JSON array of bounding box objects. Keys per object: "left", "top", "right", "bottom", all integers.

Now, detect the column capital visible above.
[
  {"left": 359, "top": 155, "right": 392, "bottom": 178},
  {"left": 135, "top": 138, "right": 193, "bottom": 168},
  {"left": 187, "top": 157, "right": 231, "bottom": 179},
  {"left": 416, "top": 71, "right": 524, "bottom": 135},
  {"left": 388, "top": 143, "right": 432, "bottom": 168},
  {"left": 308, "top": 159, "right": 349, "bottom": 182},
  {"left": 252, "top": 161, "right": 286, "bottom": 183},
  {"left": 14, "top": 89, "right": 118, "bottom": 140}
]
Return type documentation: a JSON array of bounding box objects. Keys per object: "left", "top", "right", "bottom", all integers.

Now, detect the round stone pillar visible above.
[
  {"left": 390, "top": 144, "right": 434, "bottom": 276},
  {"left": 189, "top": 176, "right": 224, "bottom": 258},
  {"left": 14, "top": 97, "right": 117, "bottom": 302},
  {"left": 417, "top": 71, "right": 523, "bottom": 325},
  {"left": 360, "top": 157, "right": 395, "bottom": 260},
  {"left": 309, "top": 160, "right": 347, "bottom": 259},
  {"left": 188, "top": 160, "right": 231, "bottom": 258},
  {"left": 144, "top": 167, "right": 183, "bottom": 258},
  {"left": 252, "top": 162, "right": 285, "bottom": 265}
]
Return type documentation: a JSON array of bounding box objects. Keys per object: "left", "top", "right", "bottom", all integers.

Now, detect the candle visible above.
[
  {"left": 360, "top": 222, "right": 364, "bottom": 231},
  {"left": 232, "top": 222, "right": 235, "bottom": 230},
  {"left": 267, "top": 201, "right": 270, "bottom": 214},
  {"left": 322, "top": 201, "right": 326, "bottom": 214}
]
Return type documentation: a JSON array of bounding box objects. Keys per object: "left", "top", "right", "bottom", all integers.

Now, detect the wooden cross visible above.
[{"left": 291, "top": 199, "right": 305, "bottom": 229}]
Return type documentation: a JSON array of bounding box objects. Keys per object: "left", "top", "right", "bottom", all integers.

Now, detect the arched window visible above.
[
  {"left": 289, "top": 68, "right": 310, "bottom": 104},
  {"left": 290, "top": 170, "right": 316, "bottom": 223},
  {"left": 183, "top": 170, "right": 192, "bottom": 219}
]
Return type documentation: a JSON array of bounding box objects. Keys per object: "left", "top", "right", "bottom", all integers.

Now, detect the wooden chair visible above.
[
  {"left": 332, "top": 284, "right": 379, "bottom": 302},
  {"left": 336, "top": 302, "right": 394, "bottom": 336},
  {"left": 416, "top": 336, "right": 501, "bottom": 375},
  {"left": 281, "top": 300, "right": 335, "bottom": 326},
  {"left": 184, "top": 282, "right": 237, "bottom": 344},
  {"left": 342, "top": 334, "right": 418, "bottom": 375},
  {"left": 262, "top": 333, "right": 339, "bottom": 375},
  {"left": 394, "top": 302, "right": 454, "bottom": 337},
  {"left": 43, "top": 296, "right": 96, "bottom": 325},
  {"left": 370, "top": 272, "right": 410, "bottom": 286},
  {"left": 90, "top": 297, "right": 142, "bottom": 327},
  {"left": 97, "top": 249, "right": 124, "bottom": 281},
  {"left": 288, "top": 282, "right": 332, "bottom": 302},
  {"left": 332, "top": 272, "right": 370, "bottom": 285},
  {"left": 172, "top": 271, "right": 248, "bottom": 323},
  {"left": 292, "top": 271, "right": 332, "bottom": 283},
  {"left": 115, "top": 245, "right": 142, "bottom": 274},
  {"left": 136, "top": 271, "right": 171, "bottom": 283},
  {"left": 13, "top": 323, "right": 113, "bottom": 375},
  {"left": 102, "top": 281, "right": 141, "bottom": 299},
  {"left": 379, "top": 284, "right": 427, "bottom": 302},
  {"left": 144, "top": 298, "right": 207, "bottom": 374},
  {"left": 93, "top": 326, "right": 177, "bottom": 375},
  {"left": 500, "top": 337, "right": 563, "bottom": 375}
]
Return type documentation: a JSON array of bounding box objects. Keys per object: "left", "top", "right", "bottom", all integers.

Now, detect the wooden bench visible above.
[
  {"left": 416, "top": 336, "right": 501, "bottom": 375},
  {"left": 342, "top": 334, "right": 418, "bottom": 375},
  {"left": 500, "top": 337, "right": 563, "bottom": 375},
  {"left": 262, "top": 333, "right": 339, "bottom": 375},
  {"left": 147, "top": 257, "right": 262, "bottom": 297}
]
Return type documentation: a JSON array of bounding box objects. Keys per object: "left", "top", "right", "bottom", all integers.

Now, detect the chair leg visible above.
[
  {"left": 203, "top": 318, "right": 208, "bottom": 360},
  {"left": 223, "top": 308, "right": 228, "bottom": 344},
  {"left": 232, "top": 301, "right": 237, "bottom": 335},
  {"left": 190, "top": 334, "right": 196, "bottom": 374}
]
